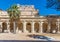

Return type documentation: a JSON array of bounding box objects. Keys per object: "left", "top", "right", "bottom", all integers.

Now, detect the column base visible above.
[
  {"left": 39, "top": 32, "right": 43, "bottom": 33},
  {"left": 31, "top": 31, "right": 35, "bottom": 33},
  {"left": 4, "top": 30, "right": 8, "bottom": 33},
  {"left": 23, "top": 30, "right": 28, "bottom": 33},
  {"left": 7, "top": 30, "right": 10, "bottom": 33},
  {"left": 18, "top": 30, "right": 22, "bottom": 33}
]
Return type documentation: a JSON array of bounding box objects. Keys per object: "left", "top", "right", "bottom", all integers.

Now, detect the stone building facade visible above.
[{"left": 0, "top": 4, "right": 60, "bottom": 33}]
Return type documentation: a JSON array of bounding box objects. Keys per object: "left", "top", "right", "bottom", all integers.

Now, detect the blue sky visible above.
[{"left": 0, "top": 0, "right": 60, "bottom": 16}]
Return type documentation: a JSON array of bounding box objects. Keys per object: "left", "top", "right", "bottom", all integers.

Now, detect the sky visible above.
[{"left": 0, "top": 0, "right": 60, "bottom": 16}]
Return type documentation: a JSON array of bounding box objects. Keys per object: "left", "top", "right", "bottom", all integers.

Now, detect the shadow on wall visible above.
[{"left": 27, "top": 34, "right": 55, "bottom": 41}]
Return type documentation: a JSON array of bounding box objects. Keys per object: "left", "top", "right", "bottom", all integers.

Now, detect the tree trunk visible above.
[{"left": 13, "top": 21, "right": 16, "bottom": 34}]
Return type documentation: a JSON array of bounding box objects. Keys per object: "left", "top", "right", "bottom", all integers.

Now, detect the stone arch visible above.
[
  {"left": 26, "top": 22, "right": 31, "bottom": 33},
  {"left": 18, "top": 23, "right": 23, "bottom": 32},
  {"left": 50, "top": 22, "right": 57, "bottom": 33},
  {"left": 43, "top": 22, "right": 48, "bottom": 33},
  {"left": 34, "top": 22, "right": 39, "bottom": 33},
  {"left": 2, "top": 22, "right": 7, "bottom": 32}
]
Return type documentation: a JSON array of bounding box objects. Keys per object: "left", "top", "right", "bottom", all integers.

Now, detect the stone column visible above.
[
  {"left": 39, "top": 22, "right": 41, "bottom": 33},
  {"left": 56, "top": 19, "right": 60, "bottom": 33},
  {"left": 40, "top": 22, "right": 43, "bottom": 33},
  {"left": 39, "top": 22, "right": 43, "bottom": 33},
  {"left": 47, "top": 23, "right": 51, "bottom": 33},
  {"left": 0, "top": 22, "right": 2, "bottom": 32},
  {"left": 31, "top": 22, "right": 35, "bottom": 33},
  {"left": 23, "top": 21, "right": 27, "bottom": 33},
  {"left": 57, "top": 20, "right": 60, "bottom": 33},
  {"left": 0, "top": 22, "right": 2, "bottom": 29},
  {"left": 7, "top": 22, "right": 10, "bottom": 33}
]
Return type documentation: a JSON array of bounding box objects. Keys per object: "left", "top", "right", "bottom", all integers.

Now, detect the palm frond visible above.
[{"left": 7, "top": 4, "right": 20, "bottom": 21}]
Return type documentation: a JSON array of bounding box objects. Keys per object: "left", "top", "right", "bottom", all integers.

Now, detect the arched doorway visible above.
[
  {"left": 26, "top": 23, "right": 31, "bottom": 33},
  {"left": 2, "top": 22, "right": 7, "bottom": 32},
  {"left": 34, "top": 23, "right": 39, "bottom": 33},
  {"left": 50, "top": 22, "right": 57, "bottom": 33},
  {"left": 43, "top": 22, "right": 48, "bottom": 33},
  {"left": 18, "top": 23, "right": 23, "bottom": 32},
  {"left": 10, "top": 22, "right": 14, "bottom": 33}
]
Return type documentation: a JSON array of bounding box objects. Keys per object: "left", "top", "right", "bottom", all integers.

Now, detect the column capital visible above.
[
  {"left": 23, "top": 20, "right": 27, "bottom": 23},
  {"left": 39, "top": 21, "right": 44, "bottom": 24},
  {"left": 31, "top": 21, "right": 35, "bottom": 24}
]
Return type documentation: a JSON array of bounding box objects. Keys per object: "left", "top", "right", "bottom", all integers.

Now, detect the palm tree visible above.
[{"left": 7, "top": 4, "right": 20, "bottom": 34}]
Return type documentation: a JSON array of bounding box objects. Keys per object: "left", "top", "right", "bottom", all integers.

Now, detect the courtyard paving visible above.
[{"left": 0, "top": 33, "right": 59, "bottom": 41}]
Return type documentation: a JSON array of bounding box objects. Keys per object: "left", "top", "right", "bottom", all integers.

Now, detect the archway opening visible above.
[
  {"left": 34, "top": 23, "right": 39, "bottom": 33},
  {"left": 2, "top": 22, "right": 7, "bottom": 32},
  {"left": 26, "top": 23, "right": 31, "bottom": 33},
  {"left": 50, "top": 22, "right": 57, "bottom": 33},
  {"left": 18, "top": 23, "right": 23, "bottom": 32},
  {"left": 43, "top": 22, "right": 48, "bottom": 33}
]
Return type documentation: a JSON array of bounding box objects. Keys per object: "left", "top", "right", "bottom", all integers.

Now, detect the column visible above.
[
  {"left": 23, "top": 21, "right": 27, "bottom": 33},
  {"left": 40, "top": 22, "right": 43, "bottom": 33},
  {"left": 31, "top": 22, "right": 35, "bottom": 33},
  {"left": 0, "top": 22, "right": 2, "bottom": 29},
  {"left": 57, "top": 20, "right": 60, "bottom": 33},
  {"left": 47, "top": 23, "right": 51, "bottom": 33},
  {"left": 0, "top": 22, "right": 2, "bottom": 32},
  {"left": 39, "top": 22, "right": 40, "bottom": 33},
  {"left": 39, "top": 22, "right": 43, "bottom": 33},
  {"left": 6, "top": 22, "right": 10, "bottom": 33},
  {"left": 56, "top": 19, "right": 60, "bottom": 33}
]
